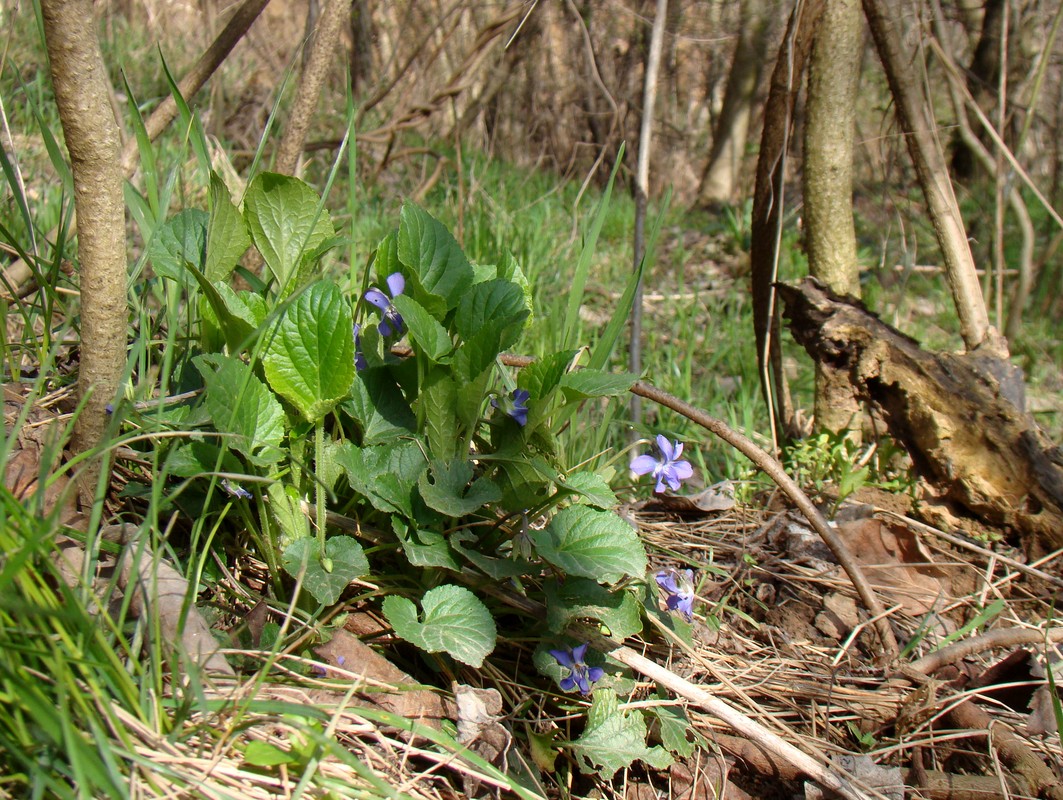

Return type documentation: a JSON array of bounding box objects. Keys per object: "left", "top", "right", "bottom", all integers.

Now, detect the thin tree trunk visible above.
[
  {"left": 862, "top": 0, "right": 998, "bottom": 354},
  {"left": 698, "top": 0, "right": 771, "bottom": 207},
  {"left": 950, "top": 0, "right": 1006, "bottom": 181},
  {"left": 41, "top": 0, "right": 128, "bottom": 500},
  {"left": 630, "top": 0, "right": 668, "bottom": 431},
  {"left": 349, "top": 0, "right": 374, "bottom": 94},
  {"left": 2, "top": 0, "right": 271, "bottom": 297},
  {"left": 804, "top": 0, "right": 863, "bottom": 436},
  {"left": 275, "top": 0, "right": 349, "bottom": 177},
  {"left": 750, "top": 0, "right": 825, "bottom": 447}
]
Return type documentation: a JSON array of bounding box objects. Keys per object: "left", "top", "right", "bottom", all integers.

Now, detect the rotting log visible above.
[{"left": 778, "top": 277, "right": 1063, "bottom": 556}]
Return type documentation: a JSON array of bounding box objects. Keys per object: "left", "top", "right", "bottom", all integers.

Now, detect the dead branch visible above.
[
  {"left": 945, "top": 700, "right": 1063, "bottom": 800},
  {"left": 778, "top": 277, "right": 1063, "bottom": 555},
  {"left": 1, "top": 0, "right": 272, "bottom": 300},
  {"left": 862, "top": 0, "right": 995, "bottom": 353},
  {"left": 908, "top": 628, "right": 1063, "bottom": 678},
  {"left": 750, "top": 0, "right": 824, "bottom": 445},
  {"left": 274, "top": 0, "right": 348, "bottom": 177}
]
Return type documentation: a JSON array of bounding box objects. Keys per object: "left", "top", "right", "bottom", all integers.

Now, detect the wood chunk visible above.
[{"left": 779, "top": 278, "right": 1063, "bottom": 555}]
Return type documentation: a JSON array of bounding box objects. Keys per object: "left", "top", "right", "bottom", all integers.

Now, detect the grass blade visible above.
[{"left": 562, "top": 143, "right": 625, "bottom": 352}]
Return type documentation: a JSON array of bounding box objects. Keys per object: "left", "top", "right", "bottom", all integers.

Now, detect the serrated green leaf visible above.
[
  {"left": 336, "top": 440, "right": 427, "bottom": 517},
  {"left": 392, "top": 517, "right": 459, "bottom": 571},
  {"left": 416, "top": 370, "right": 458, "bottom": 461},
  {"left": 244, "top": 172, "right": 335, "bottom": 289},
  {"left": 243, "top": 741, "right": 294, "bottom": 767},
  {"left": 418, "top": 460, "right": 501, "bottom": 517},
  {"left": 544, "top": 577, "right": 642, "bottom": 639},
  {"left": 450, "top": 530, "right": 534, "bottom": 579},
  {"left": 194, "top": 354, "right": 284, "bottom": 465},
  {"left": 383, "top": 585, "right": 496, "bottom": 667},
  {"left": 530, "top": 506, "right": 647, "bottom": 584},
  {"left": 392, "top": 295, "right": 453, "bottom": 362},
  {"left": 150, "top": 209, "right": 207, "bottom": 283},
  {"left": 206, "top": 170, "right": 250, "bottom": 280},
  {"left": 518, "top": 350, "right": 578, "bottom": 398},
  {"left": 496, "top": 251, "right": 534, "bottom": 319},
  {"left": 397, "top": 202, "right": 473, "bottom": 309},
  {"left": 528, "top": 729, "right": 559, "bottom": 772},
  {"left": 372, "top": 231, "right": 400, "bottom": 277},
  {"left": 559, "top": 369, "right": 637, "bottom": 399},
  {"left": 264, "top": 281, "right": 354, "bottom": 422},
  {"left": 182, "top": 260, "right": 250, "bottom": 352},
  {"left": 164, "top": 441, "right": 243, "bottom": 478},
  {"left": 197, "top": 285, "right": 260, "bottom": 354},
  {"left": 451, "top": 316, "right": 521, "bottom": 383},
  {"left": 282, "top": 535, "right": 369, "bottom": 606},
  {"left": 381, "top": 596, "right": 425, "bottom": 648},
  {"left": 455, "top": 369, "right": 491, "bottom": 435},
  {"left": 342, "top": 368, "right": 417, "bottom": 445},
  {"left": 570, "top": 689, "right": 672, "bottom": 778},
  {"left": 217, "top": 282, "right": 268, "bottom": 328},
  {"left": 317, "top": 434, "right": 346, "bottom": 493},
  {"left": 557, "top": 471, "right": 617, "bottom": 509},
  {"left": 454, "top": 278, "right": 528, "bottom": 340},
  {"left": 494, "top": 455, "right": 553, "bottom": 512},
  {"left": 267, "top": 482, "right": 310, "bottom": 548},
  {"left": 471, "top": 263, "right": 497, "bottom": 283},
  {"left": 648, "top": 696, "right": 696, "bottom": 758}
]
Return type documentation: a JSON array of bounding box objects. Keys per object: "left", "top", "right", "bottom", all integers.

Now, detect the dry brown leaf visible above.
[
  {"left": 668, "top": 755, "right": 745, "bottom": 800},
  {"left": 314, "top": 628, "right": 448, "bottom": 726},
  {"left": 639, "top": 481, "right": 737, "bottom": 514},
  {"left": 833, "top": 517, "right": 952, "bottom": 619},
  {"left": 454, "top": 684, "right": 511, "bottom": 796}
]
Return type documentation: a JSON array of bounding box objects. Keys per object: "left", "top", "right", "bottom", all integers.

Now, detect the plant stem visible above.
[{"left": 315, "top": 422, "right": 330, "bottom": 570}]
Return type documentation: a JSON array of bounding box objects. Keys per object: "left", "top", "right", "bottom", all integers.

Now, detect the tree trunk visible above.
[
  {"left": 950, "top": 0, "right": 1006, "bottom": 181},
  {"left": 803, "top": 0, "right": 863, "bottom": 436},
  {"left": 275, "top": 0, "right": 349, "bottom": 177},
  {"left": 349, "top": 0, "right": 374, "bottom": 95},
  {"left": 697, "top": 0, "right": 772, "bottom": 207},
  {"left": 2, "top": 0, "right": 271, "bottom": 298},
  {"left": 862, "top": 0, "right": 997, "bottom": 354},
  {"left": 42, "top": 0, "right": 128, "bottom": 501},
  {"left": 780, "top": 278, "right": 1063, "bottom": 558},
  {"left": 750, "top": 0, "right": 825, "bottom": 445},
  {"left": 630, "top": 0, "right": 668, "bottom": 431}
]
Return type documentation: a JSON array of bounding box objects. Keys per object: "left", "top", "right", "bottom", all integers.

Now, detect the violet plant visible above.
[{"left": 146, "top": 172, "right": 696, "bottom": 778}]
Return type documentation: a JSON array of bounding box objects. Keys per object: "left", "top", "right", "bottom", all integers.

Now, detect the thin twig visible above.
[
  {"left": 877, "top": 510, "right": 1063, "bottom": 591},
  {"left": 907, "top": 627, "right": 1063, "bottom": 678}
]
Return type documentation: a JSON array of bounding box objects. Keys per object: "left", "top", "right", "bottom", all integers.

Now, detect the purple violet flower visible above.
[
  {"left": 365, "top": 272, "right": 405, "bottom": 337},
  {"left": 549, "top": 643, "right": 604, "bottom": 695},
  {"left": 631, "top": 434, "right": 694, "bottom": 493},
  {"left": 221, "top": 479, "right": 253, "bottom": 500},
  {"left": 655, "top": 567, "right": 696, "bottom": 622},
  {"left": 353, "top": 323, "right": 367, "bottom": 371},
  {"left": 491, "top": 388, "right": 530, "bottom": 426}
]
